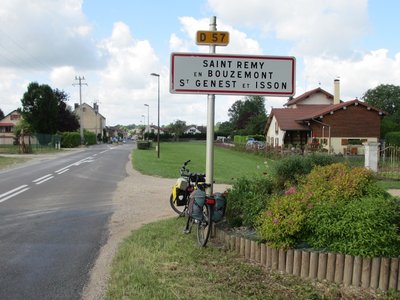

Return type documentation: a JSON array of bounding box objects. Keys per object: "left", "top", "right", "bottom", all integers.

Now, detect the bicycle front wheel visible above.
[{"left": 196, "top": 204, "right": 212, "bottom": 247}]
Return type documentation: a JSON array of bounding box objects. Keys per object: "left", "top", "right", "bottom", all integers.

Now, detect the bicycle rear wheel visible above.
[
  {"left": 169, "top": 193, "right": 187, "bottom": 216},
  {"left": 196, "top": 204, "right": 212, "bottom": 247}
]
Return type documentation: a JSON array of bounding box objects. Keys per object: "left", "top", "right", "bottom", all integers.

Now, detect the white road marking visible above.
[
  {"left": 33, "top": 174, "right": 54, "bottom": 185},
  {"left": 55, "top": 169, "right": 69, "bottom": 175},
  {"left": 0, "top": 185, "right": 30, "bottom": 203}
]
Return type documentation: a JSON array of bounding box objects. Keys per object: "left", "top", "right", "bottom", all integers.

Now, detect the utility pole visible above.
[{"left": 73, "top": 76, "right": 87, "bottom": 145}]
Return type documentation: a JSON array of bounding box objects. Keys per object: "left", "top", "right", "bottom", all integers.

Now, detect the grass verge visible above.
[
  {"left": 132, "top": 142, "right": 269, "bottom": 184},
  {"left": 106, "top": 218, "right": 349, "bottom": 300},
  {"left": 0, "top": 156, "right": 30, "bottom": 170}
]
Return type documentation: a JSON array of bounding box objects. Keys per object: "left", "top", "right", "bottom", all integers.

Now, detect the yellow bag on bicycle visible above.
[{"left": 188, "top": 189, "right": 206, "bottom": 221}]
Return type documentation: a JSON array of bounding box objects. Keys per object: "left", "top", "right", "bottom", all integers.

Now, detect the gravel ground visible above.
[{"left": 82, "top": 155, "right": 230, "bottom": 300}]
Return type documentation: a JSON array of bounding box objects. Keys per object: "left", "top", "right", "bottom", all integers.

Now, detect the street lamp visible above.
[
  {"left": 150, "top": 73, "right": 160, "bottom": 158},
  {"left": 144, "top": 104, "right": 149, "bottom": 141},
  {"left": 141, "top": 114, "right": 145, "bottom": 140}
]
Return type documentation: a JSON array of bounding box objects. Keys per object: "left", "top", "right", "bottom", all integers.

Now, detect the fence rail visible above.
[
  {"left": 378, "top": 145, "right": 400, "bottom": 179},
  {"left": 215, "top": 228, "right": 400, "bottom": 292}
]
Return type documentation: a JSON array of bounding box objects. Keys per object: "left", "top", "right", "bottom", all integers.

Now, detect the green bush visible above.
[
  {"left": 61, "top": 132, "right": 81, "bottom": 148},
  {"left": 256, "top": 192, "right": 308, "bottom": 248},
  {"left": 226, "top": 175, "right": 275, "bottom": 227},
  {"left": 385, "top": 131, "right": 400, "bottom": 146},
  {"left": 307, "top": 195, "right": 400, "bottom": 257},
  {"left": 270, "top": 154, "right": 337, "bottom": 188},
  {"left": 256, "top": 163, "right": 400, "bottom": 256},
  {"left": 137, "top": 141, "right": 151, "bottom": 149},
  {"left": 84, "top": 131, "right": 97, "bottom": 145}
]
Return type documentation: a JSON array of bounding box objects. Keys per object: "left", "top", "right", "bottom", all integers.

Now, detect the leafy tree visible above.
[
  {"left": 0, "top": 108, "right": 4, "bottom": 119},
  {"left": 216, "top": 121, "right": 235, "bottom": 137},
  {"left": 167, "top": 120, "right": 186, "bottom": 141},
  {"left": 362, "top": 84, "right": 400, "bottom": 137},
  {"left": 13, "top": 119, "right": 33, "bottom": 153},
  {"left": 228, "top": 95, "right": 267, "bottom": 135},
  {"left": 20, "top": 82, "right": 59, "bottom": 135},
  {"left": 362, "top": 84, "right": 400, "bottom": 114},
  {"left": 54, "top": 89, "right": 79, "bottom": 132}
]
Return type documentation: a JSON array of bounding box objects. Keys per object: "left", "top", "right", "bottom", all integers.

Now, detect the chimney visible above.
[
  {"left": 74, "top": 103, "right": 79, "bottom": 110},
  {"left": 333, "top": 79, "right": 340, "bottom": 104}
]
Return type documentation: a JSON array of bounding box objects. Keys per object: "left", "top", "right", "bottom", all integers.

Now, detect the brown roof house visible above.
[{"left": 264, "top": 79, "right": 385, "bottom": 155}]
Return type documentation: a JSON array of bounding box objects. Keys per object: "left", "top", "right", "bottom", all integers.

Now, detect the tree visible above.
[
  {"left": 54, "top": 89, "right": 79, "bottom": 132},
  {"left": 0, "top": 108, "right": 4, "bottom": 120},
  {"left": 362, "top": 84, "right": 400, "bottom": 137},
  {"left": 167, "top": 120, "right": 187, "bottom": 141},
  {"left": 216, "top": 121, "right": 235, "bottom": 137},
  {"left": 20, "top": 82, "right": 59, "bottom": 135},
  {"left": 228, "top": 95, "right": 267, "bottom": 135},
  {"left": 362, "top": 84, "right": 400, "bottom": 115}
]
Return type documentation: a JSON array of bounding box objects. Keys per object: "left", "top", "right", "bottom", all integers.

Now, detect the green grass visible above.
[
  {"left": 377, "top": 179, "right": 400, "bottom": 190},
  {"left": 132, "top": 142, "right": 269, "bottom": 184},
  {"left": 0, "top": 156, "right": 30, "bottom": 170},
  {"left": 106, "top": 218, "right": 346, "bottom": 300}
]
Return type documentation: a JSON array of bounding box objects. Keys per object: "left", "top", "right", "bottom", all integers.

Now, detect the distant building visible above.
[
  {"left": 74, "top": 102, "right": 106, "bottom": 140},
  {"left": 0, "top": 110, "right": 22, "bottom": 145}
]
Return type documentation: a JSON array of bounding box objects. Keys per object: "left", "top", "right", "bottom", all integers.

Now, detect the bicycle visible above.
[
  {"left": 169, "top": 160, "right": 206, "bottom": 216},
  {"left": 184, "top": 183, "right": 215, "bottom": 247}
]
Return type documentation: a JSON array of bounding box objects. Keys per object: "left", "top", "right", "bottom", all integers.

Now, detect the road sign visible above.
[
  {"left": 196, "top": 30, "right": 229, "bottom": 46},
  {"left": 170, "top": 53, "right": 296, "bottom": 96}
]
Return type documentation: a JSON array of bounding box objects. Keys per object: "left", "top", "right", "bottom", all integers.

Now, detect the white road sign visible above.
[{"left": 170, "top": 53, "right": 296, "bottom": 96}]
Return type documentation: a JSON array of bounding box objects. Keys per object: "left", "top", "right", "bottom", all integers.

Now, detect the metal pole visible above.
[
  {"left": 144, "top": 104, "right": 149, "bottom": 140},
  {"left": 151, "top": 73, "right": 161, "bottom": 158},
  {"left": 206, "top": 16, "right": 217, "bottom": 195},
  {"left": 157, "top": 75, "right": 160, "bottom": 158}
]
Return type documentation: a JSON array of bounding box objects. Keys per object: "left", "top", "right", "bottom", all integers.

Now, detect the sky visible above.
[{"left": 0, "top": 0, "right": 399, "bottom": 127}]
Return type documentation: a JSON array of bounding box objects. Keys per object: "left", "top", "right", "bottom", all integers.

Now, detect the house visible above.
[
  {"left": 0, "top": 110, "right": 22, "bottom": 144},
  {"left": 74, "top": 102, "right": 106, "bottom": 140},
  {"left": 184, "top": 125, "right": 206, "bottom": 135},
  {"left": 264, "top": 80, "right": 385, "bottom": 154}
]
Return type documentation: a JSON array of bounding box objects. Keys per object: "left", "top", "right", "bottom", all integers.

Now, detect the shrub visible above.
[
  {"left": 270, "top": 154, "right": 337, "bottom": 188},
  {"left": 270, "top": 155, "right": 312, "bottom": 188},
  {"left": 84, "top": 131, "right": 96, "bottom": 145},
  {"left": 137, "top": 141, "right": 151, "bottom": 149},
  {"left": 61, "top": 132, "right": 80, "bottom": 148},
  {"left": 225, "top": 175, "right": 275, "bottom": 227},
  {"left": 300, "top": 163, "right": 374, "bottom": 203},
  {"left": 385, "top": 131, "right": 400, "bottom": 146},
  {"left": 306, "top": 195, "right": 400, "bottom": 257},
  {"left": 256, "top": 163, "right": 400, "bottom": 256},
  {"left": 256, "top": 192, "right": 309, "bottom": 248}
]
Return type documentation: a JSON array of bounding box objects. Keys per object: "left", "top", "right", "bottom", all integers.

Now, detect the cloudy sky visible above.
[{"left": 0, "top": 0, "right": 399, "bottom": 127}]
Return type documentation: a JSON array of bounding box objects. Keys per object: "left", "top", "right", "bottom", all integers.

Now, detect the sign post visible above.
[
  {"left": 169, "top": 16, "right": 296, "bottom": 196},
  {"left": 206, "top": 16, "right": 217, "bottom": 195}
]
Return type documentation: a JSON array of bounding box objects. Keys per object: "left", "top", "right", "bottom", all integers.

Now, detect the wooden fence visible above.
[{"left": 214, "top": 228, "right": 400, "bottom": 292}]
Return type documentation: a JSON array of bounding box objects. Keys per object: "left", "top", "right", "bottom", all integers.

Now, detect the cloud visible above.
[
  {"left": 207, "top": 0, "right": 369, "bottom": 57},
  {"left": 0, "top": 0, "right": 104, "bottom": 70},
  {"left": 303, "top": 49, "right": 400, "bottom": 99}
]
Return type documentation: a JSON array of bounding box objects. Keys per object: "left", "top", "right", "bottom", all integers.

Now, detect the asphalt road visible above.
[{"left": 0, "top": 143, "right": 134, "bottom": 300}]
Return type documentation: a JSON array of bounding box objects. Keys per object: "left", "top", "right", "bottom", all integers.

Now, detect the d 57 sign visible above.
[
  {"left": 170, "top": 52, "right": 296, "bottom": 96},
  {"left": 196, "top": 31, "right": 229, "bottom": 46}
]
